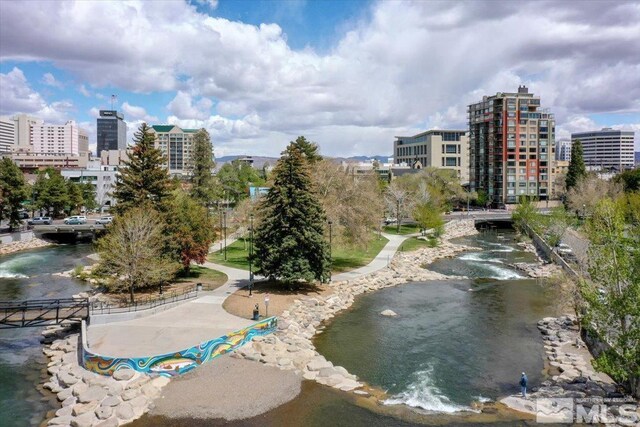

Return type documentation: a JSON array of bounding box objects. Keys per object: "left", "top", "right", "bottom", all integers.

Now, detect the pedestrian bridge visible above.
[
  {"left": 33, "top": 224, "right": 107, "bottom": 243},
  {"left": 0, "top": 298, "right": 89, "bottom": 329}
]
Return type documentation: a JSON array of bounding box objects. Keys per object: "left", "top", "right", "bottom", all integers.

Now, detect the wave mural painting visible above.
[{"left": 80, "top": 316, "right": 277, "bottom": 377}]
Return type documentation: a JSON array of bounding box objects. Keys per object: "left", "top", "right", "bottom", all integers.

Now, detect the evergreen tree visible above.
[
  {"left": 253, "top": 144, "right": 330, "bottom": 285},
  {"left": 291, "top": 136, "right": 322, "bottom": 164},
  {"left": 46, "top": 170, "right": 69, "bottom": 218},
  {"left": 80, "top": 182, "right": 98, "bottom": 212},
  {"left": 0, "top": 158, "right": 28, "bottom": 230},
  {"left": 566, "top": 140, "right": 587, "bottom": 191},
  {"left": 189, "top": 128, "right": 218, "bottom": 206},
  {"left": 112, "top": 123, "right": 173, "bottom": 215},
  {"left": 66, "top": 181, "right": 83, "bottom": 215}
]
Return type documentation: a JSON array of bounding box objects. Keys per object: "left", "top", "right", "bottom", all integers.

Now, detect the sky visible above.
[{"left": 1, "top": 0, "right": 639, "bottom": 158}]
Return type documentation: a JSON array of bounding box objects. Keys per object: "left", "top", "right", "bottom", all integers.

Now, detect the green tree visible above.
[
  {"left": 0, "top": 158, "right": 28, "bottom": 230},
  {"left": 190, "top": 128, "right": 219, "bottom": 206},
  {"left": 413, "top": 201, "right": 445, "bottom": 237},
  {"left": 96, "top": 206, "right": 179, "bottom": 303},
  {"left": 66, "top": 181, "right": 83, "bottom": 215},
  {"left": 614, "top": 168, "right": 640, "bottom": 193},
  {"left": 217, "top": 160, "right": 265, "bottom": 203},
  {"left": 253, "top": 144, "right": 330, "bottom": 285},
  {"left": 512, "top": 196, "right": 543, "bottom": 234},
  {"left": 579, "top": 198, "right": 640, "bottom": 398},
  {"left": 46, "top": 170, "right": 69, "bottom": 218},
  {"left": 80, "top": 182, "right": 97, "bottom": 212},
  {"left": 566, "top": 140, "right": 587, "bottom": 191},
  {"left": 290, "top": 136, "right": 322, "bottom": 164},
  {"left": 164, "top": 191, "right": 215, "bottom": 273},
  {"left": 112, "top": 123, "right": 173, "bottom": 215}
]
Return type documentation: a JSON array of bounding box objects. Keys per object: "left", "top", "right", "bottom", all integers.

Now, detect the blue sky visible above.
[{"left": 1, "top": 0, "right": 639, "bottom": 157}]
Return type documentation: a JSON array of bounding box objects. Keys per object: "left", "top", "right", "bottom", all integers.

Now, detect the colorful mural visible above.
[{"left": 81, "top": 316, "right": 277, "bottom": 377}]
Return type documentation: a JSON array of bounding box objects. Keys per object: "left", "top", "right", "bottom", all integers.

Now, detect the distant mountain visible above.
[
  {"left": 340, "top": 155, "right": 392, "bottom": 162},
  {"left": 216, "top": 154, "right": 392, "bottom": 165}
]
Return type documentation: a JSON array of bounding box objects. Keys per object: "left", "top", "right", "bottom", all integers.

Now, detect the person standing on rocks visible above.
[{"left": 520, "top": 372, "right": 528, "bottom": 398}]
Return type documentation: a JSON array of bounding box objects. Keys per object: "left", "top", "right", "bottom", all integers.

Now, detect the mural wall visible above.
[{"left": 81, "top": 316, "right": 277, "bottom": 377}]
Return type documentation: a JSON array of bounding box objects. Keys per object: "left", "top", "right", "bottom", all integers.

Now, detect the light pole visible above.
[
  {"left": 218, "top": 201, "right": 223, "bottom": 252},
  {"left": 467, "top": 189, "right": 470, "bottom": 217},
  {"left": 223, "top": 210, "right": 228, "bottom": 261},
  {"left": 328, "top": 220, "right": 333, "bottom": 283},
  {"left": 249, "top": 214, "right": 254, "bottom": 297}
]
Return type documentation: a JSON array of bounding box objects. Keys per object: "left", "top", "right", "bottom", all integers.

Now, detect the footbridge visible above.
[
  {"left": 33, "top": 224, "right": 107, "bottom": 243},
  {"left": 0, "top": 298, "right": 89, "bottom": 329}
]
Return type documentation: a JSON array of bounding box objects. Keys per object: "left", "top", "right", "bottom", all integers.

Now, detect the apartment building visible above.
[
  {"left": 571, "top": 128, "right": 635, "bottom": 171},
  {"left": 0, "top": 117, "right": 14, "bottom": 153},
  {"left": 555, "top": 139, "right": 572, "bottom": 161},
  {"left": 468, "top": 86, "right": 555, "bottom": 205},
  {"left": 148, "top": 125, "right": 197, "bottom": 176},
  {"left": 393, "top": 130, "right": 469, "bottom": 184},
  {"left": 31, "top": 120, "right": 81, "bottom": 155}
]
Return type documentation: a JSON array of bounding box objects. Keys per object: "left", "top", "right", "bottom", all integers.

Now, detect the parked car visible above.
[
  {"left": 384, "top": 217, "right": 397, "bottom": 225},
  {"left": 18, "top": 212, "right": 29, "bottom": 219},
  {"left": 28, "top": 217, "right": 52, "bottom": 225},
  {"left": 95, "top": 216, "right": 113, "bottom": 225},
  {"left": 556, "top": 243, "right": 573, "bottom": 254},
  {"left": 64, "top": 215, "right": 87, "bottom": 225}
]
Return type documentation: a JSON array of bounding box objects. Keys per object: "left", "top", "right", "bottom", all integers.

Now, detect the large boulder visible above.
[
  {"left": 380, "top": 309, "right": 397, "bottom": 317},
  {"left": 77, "top": 385, "right": 107, "bottom": 404}
]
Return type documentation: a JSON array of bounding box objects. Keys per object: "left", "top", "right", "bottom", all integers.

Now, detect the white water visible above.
[
  {"left": 384, "top": 366, "right": 478, "bottom": 413},
  {"left": 0, "top": 253, "right": 44, "bottom": 278}
]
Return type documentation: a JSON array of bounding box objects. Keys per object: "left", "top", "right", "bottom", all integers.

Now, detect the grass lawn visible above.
[
  {"left": 208, "top": 235, "right": 390, "bottom": 273},
  {"left": 383, "top": 223, "right": 421, "bottom": 235},
  {"left": 174, "top": 265, "right": 228, "bottom": 290},
  {"left": 397, "top": 236, "right": 438, "bottom": 252}
]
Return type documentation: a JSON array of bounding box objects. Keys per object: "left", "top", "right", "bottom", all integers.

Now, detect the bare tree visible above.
[
  {"left": 384, "top": 182, "right": 414, "bottom": 233},
  {"left": 567, "top": 176, "right": 622, "bottom": 217},
  {"left": 96, "top": 206, "right": 179, "bottom": 302}
]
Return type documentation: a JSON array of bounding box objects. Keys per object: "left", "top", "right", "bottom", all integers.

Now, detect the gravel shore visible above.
[{"left": 150, "top": 355, "right": 301, "bottom": 421}]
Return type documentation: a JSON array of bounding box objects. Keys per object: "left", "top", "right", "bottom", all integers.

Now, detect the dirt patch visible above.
[{"left": 223, "top": 280, "right": 333, "bottom": 319}]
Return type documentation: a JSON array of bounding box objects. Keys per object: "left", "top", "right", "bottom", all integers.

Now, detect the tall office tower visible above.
[
  {"left": 12, "top": 114, "right": 44, "bottom": 151},
  {"left": 0, "top": 116, "right": 15, "bottom": 153},
  {"left": 555, "top": 139, "right": 572, "bottom": 161},
  {"left": 468, "top": 86, "right": 555, "bottom": 206},
  {"left": 31, "top": 120, "right": 80, "bottom": 155},
  {"left": 571, "top": 128, "right": 635, "bottom": 171},
  {"left": 96, "top": 110, "right": 127, "bottom": 157}
]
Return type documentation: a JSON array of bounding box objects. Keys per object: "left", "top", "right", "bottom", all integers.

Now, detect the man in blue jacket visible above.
[{"left": 520, "top": 372, "right": 528, "bottom": 398}]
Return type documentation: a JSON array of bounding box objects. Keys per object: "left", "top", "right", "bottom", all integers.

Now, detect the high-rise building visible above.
[
  {"left": 31, "top": 120, "right": 80, "bottom": 155},
  {"left": 96, "top": 110, "right": 127, "bottom": 157},
  {"left": 571, "top": 128, "right": 635, "bottom": 171},
  {"left": 12, "top": 114, "right": 44, "bottom": 151},
  {"left": 393, "top": 130, "right": 470, "bottom": 184},
  {"left": 555, "top": 139, "right": 572, "bottom": 161},
  {"left": 148, "top": 125, "right": 197, "bottom": 176},
  {"left": 468, "top": 86, "right": 555, "bottom": 205},
  {"left": 0, "top": 116, "right": 14, "bottom": 153}
]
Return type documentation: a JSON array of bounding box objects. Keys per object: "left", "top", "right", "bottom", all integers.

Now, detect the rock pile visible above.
[
  {"left": 509, "top": 262, "right": 562, "bottom": 278},
  {"left": 0, "top": 237, "right": 52, "bottom": 255},
  {"left": 42, "top": 326, "right": 168, "bottom": 427},
  {"left": 233, "top": 220, "right": 479, "bottom": 395}
]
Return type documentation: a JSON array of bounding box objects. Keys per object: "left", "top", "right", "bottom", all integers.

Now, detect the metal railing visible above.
[
  {"left": 0, "top": 298, "right": 89, "bottom": 328},
  {"left": 89, "top": 283, "right": 217, "bottom": 315}
]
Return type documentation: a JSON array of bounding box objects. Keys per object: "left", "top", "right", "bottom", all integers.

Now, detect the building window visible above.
[
  {"left": 445, "top": 144, "right": 457, "bottom": 153},
  {"left": 445, "top": 157, "right": 457, "bottom": 167}
]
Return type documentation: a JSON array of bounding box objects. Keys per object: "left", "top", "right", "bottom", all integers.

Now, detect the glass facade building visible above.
[{"left": 97, "top": 110, "right": 127, "bottom": 157}]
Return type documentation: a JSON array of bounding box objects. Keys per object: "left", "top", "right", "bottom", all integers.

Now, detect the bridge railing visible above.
[{"left": 0, "top": 298, "right": 89, "bottom": 329}]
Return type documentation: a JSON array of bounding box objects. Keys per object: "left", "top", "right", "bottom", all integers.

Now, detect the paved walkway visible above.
[{"left": 87, "top": 232, "right": 412, "bottom": 358}]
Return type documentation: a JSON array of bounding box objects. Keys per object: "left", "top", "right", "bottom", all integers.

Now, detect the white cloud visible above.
[
  {"left": 194, "top": 0, "right": 218, "bottom": 9},
  {"left": 42, "top": 72, "right": 64, "bottom": 88},
  {"left": 121, "top": 101, "right": 158, "bottom": 123},
  {"left": 78, "top": 84, "right": 91, "bottom": 97},
  {"left": 1, "top": 1, "right": 639, "bottom": 154}
]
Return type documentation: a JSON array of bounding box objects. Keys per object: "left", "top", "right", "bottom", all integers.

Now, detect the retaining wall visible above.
[
  {"left": 524, "top": 223, "right": 580, "bottom": 280},
  {"left": 80, "top": 316, "right": 277, "bottom": 377},
  {"left": 0, "top": 230, "right": 34, "bottom": 245}
]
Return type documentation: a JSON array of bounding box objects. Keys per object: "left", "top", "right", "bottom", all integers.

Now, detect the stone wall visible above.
[{"left": 0, "top": 233, "right": 52, "bottom": 255}]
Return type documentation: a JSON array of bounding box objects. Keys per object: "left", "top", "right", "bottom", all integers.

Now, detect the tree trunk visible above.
[{"left": 129, "top": 284, "right": 135, "bottom": 304}]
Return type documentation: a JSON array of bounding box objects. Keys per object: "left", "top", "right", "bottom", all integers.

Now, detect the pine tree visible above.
[
  {"left": 290, "top": 136, "right": 322, "bottom": 164},
  {"left": 112, "top": 123, "right": 173, "bottom": 215},
  {"left": 253, "top": 143, "right": 330, "bottom": 285},
  {"left": 189, "top": 128, "right": 218, "bottom": 206},
  {"left": 566, "top": 139, "right": 587, "bottom": 191},
  {"left": 0, "top": 158, "right": 28, "bottom": 230}
]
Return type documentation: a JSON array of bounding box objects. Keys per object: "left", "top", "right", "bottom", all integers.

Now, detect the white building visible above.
[
  {"left": 555, "top": 139, "right": 572, "bottom": 161},
  {"left": 31, "top": 120, "right": 80, "bottom": 155},
  {"left": 0, "top": 116, "right": 14, "bottom": 153},
  {"left": 571, "top": 128, "right": 635, "bottom": 171},
  {"left": 149, "top": 125, "right": 197, "bottom": 176},
  {"left": 100, "top": 149, "right": 129, "bottom": 166},
  {"left": 13, "top": 114, "right": 44, "bottom": 151},
  {"left": 61, "top": 162, "right": 119, "bottom": 211}
]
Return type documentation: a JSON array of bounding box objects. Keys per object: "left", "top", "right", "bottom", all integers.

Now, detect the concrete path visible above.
[{"left": 87, "top": 232, "right": 412, "bottom": 358}]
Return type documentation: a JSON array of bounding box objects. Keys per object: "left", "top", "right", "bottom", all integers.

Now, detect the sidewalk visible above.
[{"left": 87, "top": 232, "right": 412, "bottom": 358}]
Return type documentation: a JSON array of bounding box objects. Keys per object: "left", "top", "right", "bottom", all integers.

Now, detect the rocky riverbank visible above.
[
  {"left": 41, "top": 325, "right": 168, "bottom": 427},
  {"left": 232, "top": 220, "right": 479, "bottom": 396},
  {"left": 0, "top": 237, "right": 52, "bottom": 255},
  {"left": 500, "top": 315, "right": 633, "bottom": 418}
]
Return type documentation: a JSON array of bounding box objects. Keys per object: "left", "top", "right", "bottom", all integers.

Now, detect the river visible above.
[{"left": 0, "top": 244, "right": 93, "bottom": 427}]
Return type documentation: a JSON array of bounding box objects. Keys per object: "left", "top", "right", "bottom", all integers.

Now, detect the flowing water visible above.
[
  {"left": 135, "top": 228, "right": 561, "bottom": 426},
  {"left": 0, "top": 244, "right": 92, "bottom": 426}
]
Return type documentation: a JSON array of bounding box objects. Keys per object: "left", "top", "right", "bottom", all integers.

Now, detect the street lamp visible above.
[
  {"left": 223, "top": 209, "right": 228, "bottom": 261},
  {"left": 249, "top": 214, "right": 254, "bottom": 297},
  {"left": 328, "top": 220, "right": 333, "bottom": 283}
]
